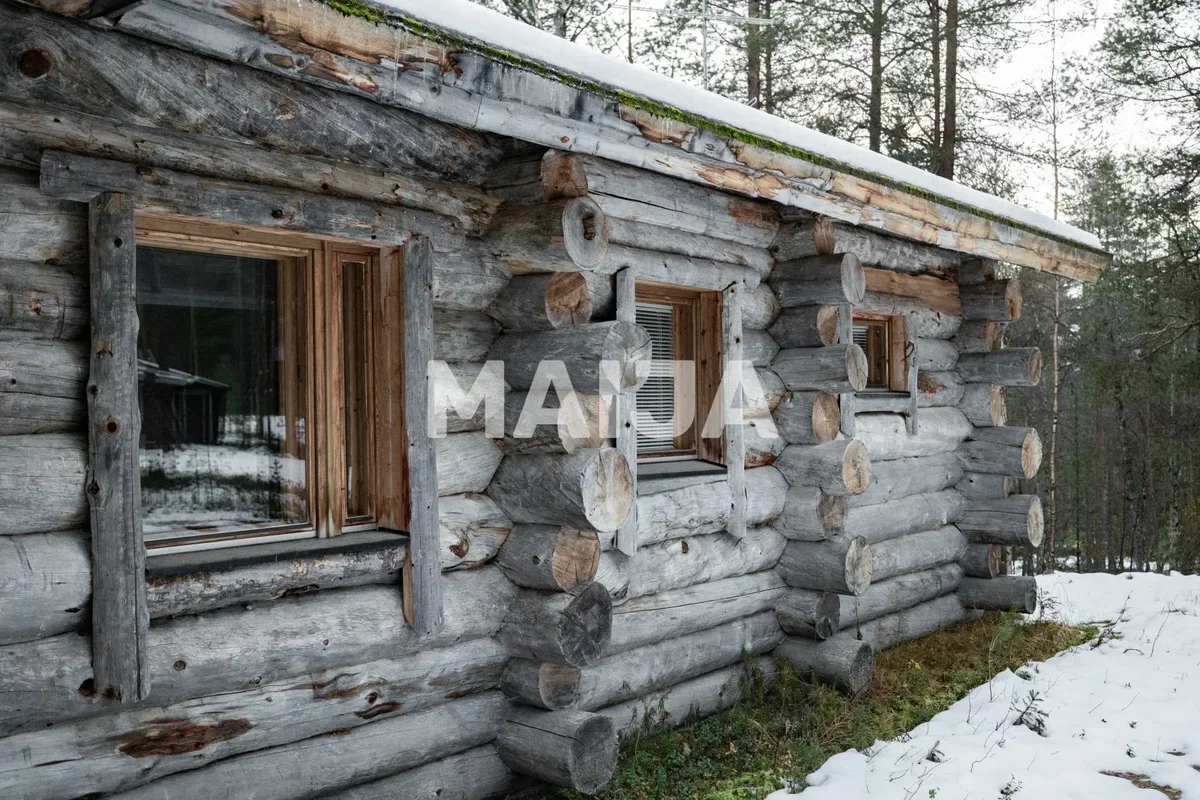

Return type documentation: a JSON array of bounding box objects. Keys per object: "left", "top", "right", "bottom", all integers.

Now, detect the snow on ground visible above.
[{"left": 771, "top": 571, "right": 1200, "bottom": 800}]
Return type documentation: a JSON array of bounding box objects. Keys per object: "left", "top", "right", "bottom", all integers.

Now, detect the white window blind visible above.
[
  {"left": 852, "top": 323, "right": 869, "bottom": 350},
  {"left": 635, "top": 301, "right": 676, "bottom": 453}
]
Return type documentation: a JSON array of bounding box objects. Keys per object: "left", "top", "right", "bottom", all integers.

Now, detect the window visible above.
[
  {"left": 634, "top": 284, "right": 724, "bottom": 463},
  {"left": 852, "top": 312, "right": 909, "bottom": 392},
  {"left": 136, "top": 220, "right": 400, "bottom": 551}
]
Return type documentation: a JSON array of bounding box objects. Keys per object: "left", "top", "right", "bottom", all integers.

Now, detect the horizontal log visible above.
[
  {"left": 487, "top": 271, "right": 614, "bottom": 332},
  {"left": 116, "top": 692, "right": 508, "bottom": 800},
  {"left": 771, "top": 217, "right": 962, "bottom": 275},
  {"left": 769, "top": 305, "right": 841, "bottom": 347},
  {"left": 434, "top": 310, "right": 499, "bottom": 363},
  {"left": 496, "top": 525, "right": 599, "bottom": 591},
  {"left": 958, "top": 495, "right": 1045, "bottom": 548},
  {"left": 958, "top": 576, "right": 1037, "bottom": 613},
  {"left": 594, "top": 525, "right": 787, "bottom": 604},
  {"left": 0, "top": 433, "right": 87, "bottom": 535},
  {"left": 777, "top": 485, "right": 846, "bottom": 541},
  {"left": 854, "top": 408, "right": 972, "bottom": 460},
  {"left": 0, "top": 568, "right": 516, "bottom": 737},
  {"left": 488, "top": 320, "right": 651, "bottom": 393},
  {"left": 431, "top": 239, "right": 512, "bottom": 312},
  {"left": 499, "top": 582, "right": 613, "bottom": 668},
  {"left": 957, "top": 259, "right": 999, "bottom": 285},
  {"left": 848, "top": 452, "right": 963, "bottom": 508},
  {"left": 578, "top": 611, "right": 782, "bottom": 710},
  {"left": 770, "top": 254, "right": 866, "bottom": 307},
  {"left": 323, "top": 745, "right": 515, "bottom": 800},
  {"left": 0, "top": 531, "right": 89, "bottom": 646},
  {"left": 772, "top": 345, "right": 868, "bottom": 394},
  {"left": 913, "top": 337, "right": 959, "bottom": 371},
  {"left": 953, "top": 320, "right": 1004, "bottom": 353},
  {"left": 841, "top": 489, "right": 966, "bottom": 545},
  {"left": 0, "top": 392, "right": 83, "bottom": 436},
  {"left": 864, "top": 268, "right": 962, "bottom": 316},
  {"left": 844, "top": 593, "right": 969, "bottom": 652},
  {"left": 836, "top": 564, "right": 963, "bottom": 631},
  {"left": 775, "top": 439, "right": 871, "bottom": 496},
  {"left": 777, "top": 536, "right": 872, "bottom": 595},
  {"left": 485, "top": 198, "right": 601, "bottom": 273},
  {"left": 853, "top": 392, "right": 912, "bottom": 415},
  {"left": 0, "top": 258, "right": 87, "bottom": 340},
  {"left": 776, "top": 635, "right": 873, "bottom": 694},
  {"left": 749, "top": 367, "right": 788, "bottom": 415},
  {"left": 0, "top": 639, "right": 508, "bottom": 799},
  {"left": 501, "top": 660, "right": 581, "bottom": 710},
  {"left": 437, "top": 493, "right": 513, "bottom": 571},
  {"left": 0, "top": 338, "right": 87, "bottom": 398},
  {"left": 0, "top": 166, "right": 86, "bottom": 266},
  {"left": 916, "top": 371, "right": 965, "bottom": 408},
  {"left": 869, "top": 526, "right": 967, "bottom": 582},
  {"left": 501, "top": 391, "right": 610, "bottom": 456},
  {"left": 957, "top": 472, "right": 1017, "bottom": 500},
  {"left": 435, "top": 433, "right": 503, "bottom": 496},
  {"left": 959, "top": 383, "right": 1006, "bottom": 427},
  {"left": 742, "top": 283, "right": 781, "bottom": 329},
  {"left": 606, "top": 570, "right": 787, "bottom": 656},
  {"left": 774, "top": 391, "right": 841, "bottom": 445},
  {"left": 745, "top": 411, "right": 787, "bottom": 467},
  {"left": 960, "top": 543, "right": 1004, "bottom": 578},
  {"left": 497, "top": 707, "right": 617, "bottom": 795},
  {"left": 957, "top": 348, "right": 1043, "bottom": 387},
  {"left": 960, "top": 279, "right": 1021, "bottom": 322},
  {"left": 958, "top": 426, "right": 1043, "bottom": 479},
  {"left": 856, "top": 291, "right": 963, "bottom": 339},
  {"left": 776, "top": 590, "right": 840, "bottom": 638},
  {"left": 743, "top": 328, "right": 780, "bottom": 366},
  {"left": 490, "top": 448, "right": 634, "bottom": 532}
]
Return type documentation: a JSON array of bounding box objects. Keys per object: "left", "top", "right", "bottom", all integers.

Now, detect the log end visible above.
[
  {"left": 1021, "top": 428, "right": 1043, "bottom": 479},
  {"left": 552, "top": 529, "right": 601, "bottom": 590},
  {"left": 842, "top": 439, "right": 872, "bottom": 496},
  {"left": 562, "top": 196, "right": 609, "bottom": 269},
  {"left": 569, "top": 712, "right": 619, "bottom": 793},
  {"left": 561, "top": 581, "right": 614, "bottom": 667},
  {"left": 845, "top": 536, "right": 872, "bottom": 596},
  {"left": 498, "top": 708, "right": 618, "bottom": 794},
  {"left": 536, "top": 662, "right": 584, "bottom": 709},
  {"left": 581, "top": 447, "right": 635, "bottom": 533},
  {"left": 987, "top": 385, "right": 1007, "bottom": 427},
  {"left": 820, "top": 490, "right": 848, "bottom": 535},
  {"left": 846, "top": 344, "right": 869, "bottom": 392},
  {"left": 815, "top": 591, "right": 841, "bottom": 639},
  {"left": 812, "top": 392, "right": 841, "bottom": 443},
  {"left": 841, "top": 252, "right": 866, "bottom": 305},
  {"left": 546, "top": 272, "right": 599, "bottom": 329},
  {"left": 1027, "top": 347, "right": 1044, "bottom": 386},
  {"left": 817, "top": 305, "right": 841, "bottom": 345},
  {"left": 1005, "top": 279, "right": 1023, "bottom": 322},
  {"left": 1026, "top": 495, "right": 1045, "bottom": 549},
  {"left": 559, "top": 393, "right": 611, "bottom": 454}
]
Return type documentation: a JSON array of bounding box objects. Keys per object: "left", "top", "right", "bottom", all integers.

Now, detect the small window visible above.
[
  {"left": 852, "top": 312, "right": 909, "bottom": 392},
  {"left": 136, "top": 222, "right": 393, "bottom": 551},
  {"left": 634, "top": 284, "right": 724, "bottom": 463}
]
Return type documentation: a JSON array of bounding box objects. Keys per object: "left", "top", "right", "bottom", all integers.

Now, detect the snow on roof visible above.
[{"left": 376, "top": 0, "right": 1103, "bottom": 253}]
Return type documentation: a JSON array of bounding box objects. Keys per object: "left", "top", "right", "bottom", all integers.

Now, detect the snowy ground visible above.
[{"left": 771, "top": 571, "right": 1200, "bottom": 800}]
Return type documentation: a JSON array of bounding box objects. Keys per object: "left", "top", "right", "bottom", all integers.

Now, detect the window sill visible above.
[
  {"left": 854, "top": 391, "right": 914, "bottom": 414},
  {"left": 637, "top": 458, "right": 727, "bottom": 495}
]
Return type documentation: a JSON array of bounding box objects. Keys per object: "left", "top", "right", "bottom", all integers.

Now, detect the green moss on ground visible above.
[{"left": 513, "top": 613, "right": 1096, "bottom": 800}]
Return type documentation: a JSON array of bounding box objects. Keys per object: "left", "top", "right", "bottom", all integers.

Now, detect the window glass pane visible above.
[
  {"left": 636, "top": 301, "right": 677, "bottom": 453},
  {"left": 137, "top": 246, "right": 309, "bottom": 541},
  {"left": 854, "top": 320, "right": 889, "bottom": 389},
  {"left": 342, "top": 259, "right": 372, "bottom": 520}
]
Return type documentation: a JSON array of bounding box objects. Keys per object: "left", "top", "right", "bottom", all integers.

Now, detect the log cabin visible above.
[{"left": 0, "top": 0, "right": 1110, "bottom": 797}]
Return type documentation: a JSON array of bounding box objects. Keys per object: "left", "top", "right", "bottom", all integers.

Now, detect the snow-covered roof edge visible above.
[{"left": 358, "top": 0, "right": 1105, "bottom": 257}]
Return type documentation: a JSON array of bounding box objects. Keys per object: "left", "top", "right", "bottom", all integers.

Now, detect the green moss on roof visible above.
[{"left": 318, "top": 0, "right": 1108, "bottom": 260}]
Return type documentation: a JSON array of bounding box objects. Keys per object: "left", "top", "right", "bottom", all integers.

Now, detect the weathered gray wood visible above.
[
  {"left": 915, "top": 371, "right": 965, "bottom": 408},
  {"left": 434, "top": 310, "right": 499, "bottom": 363},
  {"left": 848, "top": 452, "right": 963, "bottom": 508},
  {"left": 960, "top": 543, "right": 1004, "bottom": 578},
  {"left": 490, "top": 448, "right": 634, "bottom": 532},
  {"left": 957, "top": 472, "right": 1017, "bottom": 500},
  {"left": 324, "top": 745, "right": 515, "bottom": 800},
  {"left": 0, "top": 530, "right": 90, "bottom": 646},
  {"left": 725, "top": 282, "right": 747, "bottom": 539},
  {"left": 499, "top": 582, "right": 613, "bottom": 668},
  {"left": 497, "top": 707, "right": 617, "bottom": 795},
  {"left": 771, "top": 218, "right": 962, "bottom": 275},
  {"left": 0, "top": 567, "right": 516, "bottom": 737},
  {"left": 623, "top": 466, "right": 786, "bottom": 547},
  {"left": 776, "top": 590, "right": 841, "bottom": 639},
  {"left": 744, "top": 411, "right": 787, "bottom": 467},
  {"left": 0, "top": 337, "right": 88, "bottom": 434},
  {"left": 116, "top": 692, "right": 508, "bottom": 800},
  {"left": 854, "top": 408, "right": 972, "bottom": 460},
  {"left": 613, "top": 267, "right": 638, "bottom": 555},
  {"left": 913, "top": 338, "right": 959, "bottom": 371},
  {"left": 772, "top": 344, "right": 869, "bottom": 393},
  {"left": 747, "top": 366, "right": 788, "bottom": 415},
  {"left": 958, "top": 576, "right": 1037, "bottom": 613},
  {"left": 856, "top": 291, "right": 964, "bottom": 339},
  {"left": 837, "top": 564, "right": 963, "bottom": 631},
  {"left": 0, "top": 391, "right": 83, "bottom": 436},
  {"left": 0, "top": 166, "right": 86, "bottom": 266},
  {"left": 438, "top": 493, "right": 512, "bottom": 572},
  {"left": 953, "top": 319, "right": 1004, "bottom": 353},
  {"left": 841, "top": 489, "right": 966, "bottom": 545},
  {"left": 959, "top": 426, "right": 1043, "bottom": 479},
  {"left": 432, "top": 240, "right": 512, "bottom": 312},
  {"left": 489, "top": 271, "right": 614, "bottom": 332},
  {"left": 594, "top": 525, "right": 787, "bottom": 604},
  {"left": 778, "top": 484, "right": 846, "bottom": 541},
  {"left": 844, "top": 593, "right": 969, "bottom": 652},
  {"left": 959, "top": 383, "right": 1007, "bottom": 427},
  {"left": 87, "top": 191, "right": 148, "bottom": 703},
  {"left": 0, "top": 433, "right": 87, "bottom": 534},
  {"left": 773, "top": 391, "right": 842, "bottom": 445},
  {"left": 768, "top": 305, "right": 841, "bottom": 347},
  {"left": 0, "top": 638, "right": 508, "bottom": 799},
  {"left": 959, "top": 495, "right": 1045, "bottom": 548},
  {"left": 743, "top": 328, "right": 780, "bottom": 366},
  {"left": 770, "top": 254, "right": 866, "bottom": 306},
  {"left": 501, "top": 391, "right": 610, "bottom": 455},
  {"left": 496, "top": 525, "right": 599, "bottom": 591},
  {"left": 488, "top": 320, "right": 651, "bottom": 394},
  {"left": 775, "top": 439, "right": 871, "bottom": 496},
  {"left": 42, "top": 151, "right": 459, "bottom": 247},
  {"left": 957, "top": 259, "right": 999, "bottom": 285},
  {"left": 742, "top": 282, "right": 781, "bottom": 329},
  {"left": 854, "top": 392, "right": 913, "bottom": 414},
  {"left": 776, "top": 635, "right": 874, "bottom": 693},
  {"left": 0, "top": 258, "right": 87, "bottom": 340},
  {"left": 869, "top": 526, "right": 968, "bottom": 582},
  {"left": 435, "top": 433, "right": 503, "bottom": 496},
  {"left": 606, "top": 570, "right": 787, "bottom": 655},
  {"left": 578, "top": 612, "right": 782, "bottom": 710},
  {"left": 777, "top": 535, "right": 872, "bottom": 595},
  {"left": 957, "top": 348, "right": 1043, "bottom": 387},
  {"left": 501, "top": 660, "right": 582, "bottom": 710},
  {"left": 484, "top": 198, "right": 601, "bottom": 273},
  {"left": 960, "top": 279, "right": 1021, "bottom": 322}
]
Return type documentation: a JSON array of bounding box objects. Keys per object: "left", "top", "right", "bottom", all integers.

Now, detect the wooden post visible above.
[
  {"left": 403, "top": 237, "right": 444, "bottom": 635},
  {"left": 614, "top": 268, "right": 638, "bottom": 555},
  {"left": 725, "top": 282, "right": 747, "bottom": 539},
  {"left": 87, "top": 191, "right": 150, "bottom": 702}
]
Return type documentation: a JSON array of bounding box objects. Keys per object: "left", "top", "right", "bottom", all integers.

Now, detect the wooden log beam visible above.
[
  {"left": 916, "top": 370, "right": 965, "bottom": 408},
  {"left": 778, "top": 484, "right": 847, "bottom": 541},
  {"left": 594, "top": 525, "right": 787, "bottom": 605},
  {"left": 497, "top": 708, "right": 617, "bottom": 795},
  {"left": 0, "top": 337, "right": 87, "bottom": 435},
  {"left": 324, "top": 745, "right": 515, "bottom": 800},
  {"left": 772, "top": 345, "right": 868, "bottom": 394},
  {"left": 775, "top": 439, "right": 871, "bottom": 496},
  {"left": 960, "top": 543, "right": 1004, "bottom": 578},
  {"left": 847, "top": 452, "right": 963, "bottom": 508},
  {"left": 0, "top": 166, "right": 87, "bottom": 266},
  {"left": 856, "top": 291, "right": 963, "bottom": 339},
  {"left": 777, "top": 536, "right": 872, "bottom": 595},
  {"left": 626, "top": 465, "right": 786, "bottom": 547},
  {"left": 959, "top": 384, "right": 1007, "bottom": 427},
  {"left": 770, "top": 254, "right": 866, "bottom": 307},
  {"left": 434, "top": 310, "right": 498, "bottom": 363},
  {"left": 435, "top": 432, "right": 502, "bottom": 496},
  {"left": 774, "top": 391, "right": 841, "bottom": 445},
  {"left": 957, "top": 472, "right": 1017, "bottom": 500},
  {"left": 777, "top": 590, "right": 841, "bottom": 639},
  {"left": 776, "top": 636, "right": 873, "bottom": 693},
  {"left": 769, "top": 305, "right": 841, "bottom": 348},
  {"left": 869, "top": 526, "right": 967, "bottom": 582},
  {"left": 490, "top": 448, "right": 634, "bottom": 532},
  {"left": 958, "top": 426, "right": 1043, "bottom": 479},
  {"left": 864, "top": 268, "right": 962, "bottom": 316},
  {"left": 437, "top": 493, "right": 512, "bottom": 571},
  {"left": 960, "top": 279, "right": 1021, "bottom": 322},
  {"left": 488, "top": 321, "right": 651, "bottom": 394},
  {"left": 496, "top": 526, "right": 600, "bottom": 591},
  {"left": 499, "top": 582, "right": 613, "bottom": 668},
  {"left": 501, "top": 660, "right": 582, "bottom": 710},
  {"left": 847, "top": 594, "right": 969, "bottom": 652},
  {"left": 0, "top": 531, "right": 90, "bottom": 647},
  {"left": 958, "top": 576, "right": 1037, "bottom": 613},
  {"left": 431, "top": 240, "right": 512, "bottom": 313},
  {"left": 488, "top": 271, "right": 614, "bottom": 332},
  {"left": 959, "top": 495, "right": 1045, "bottom": 548},
  {"left": 953, "top": 319, "right": 1004, "bottom": 353},
  {"left": 771, "top": 217, "right": 963, "bottom": 275},
  {"left": 836, "top": 564, "right": 963, "bottom": 631},
  {"left": 913, "top": 337, "right": 959, "bottom": 371},
  {"left": 854, "top": 407, "right": 972, "bottom": 461},
  {"left": 742, "top": 283, "right": 781, "bottom": 329},
  {"left": 612, "top": 267, "right": 637, "bottom": 555},
  {"left": 957, "top": 348, "right": 1043, "bottom": 387},
  {"left": 0, "top": 433, "right": 88, "bottom": 535},
  {"left": 501, "top": 391, "right": 610, "bottom": 456},
  {"left": 743, "top": 328, "right": 780, "bottom": 367},
  {"left": 841, "top": 489, "right": 967, "bottom": 545},
  {"left": 0, "top": 258, "right": 87, "bottom": 340}
]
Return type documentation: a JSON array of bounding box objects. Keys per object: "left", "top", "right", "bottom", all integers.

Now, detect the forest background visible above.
[{"left": 479, "top": 0, "right": 1200, "bottom": 575}]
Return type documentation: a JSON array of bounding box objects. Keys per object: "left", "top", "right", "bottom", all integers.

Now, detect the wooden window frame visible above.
[
  {"left": 135, "top": 216, "right": 407, "bottom": 553},
  {"left": 853, "top": 311, "right": 909, "bottom": 393}
]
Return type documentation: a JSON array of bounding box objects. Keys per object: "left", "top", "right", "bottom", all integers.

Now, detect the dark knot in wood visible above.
[
  {"left": 18, "top": 49, "right": 52, "bottom": 79},
  {"left": 112, "top": 719, "right": 253, "bottom": 758}
]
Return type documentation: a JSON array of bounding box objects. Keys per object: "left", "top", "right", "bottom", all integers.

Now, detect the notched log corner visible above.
[{"left": 110, "top": 718, "right": 253, "bottom": 758}]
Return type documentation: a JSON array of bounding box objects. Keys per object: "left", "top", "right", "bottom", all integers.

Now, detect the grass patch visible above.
[{"left": 514, "top": 613, "right": 1096, "bottom": 800}]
